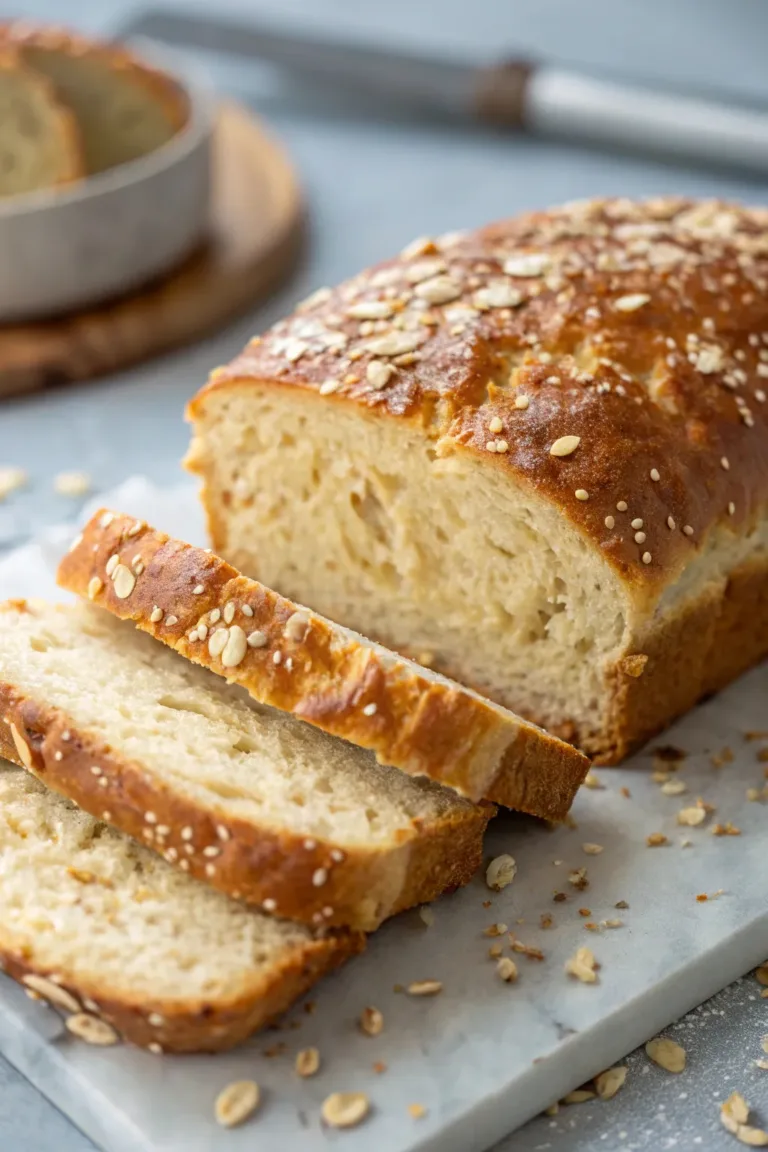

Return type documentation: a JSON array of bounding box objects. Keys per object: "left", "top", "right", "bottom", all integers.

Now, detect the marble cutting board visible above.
[{"left": 0, "top": 478, "right": 766, "bottom": 1152}]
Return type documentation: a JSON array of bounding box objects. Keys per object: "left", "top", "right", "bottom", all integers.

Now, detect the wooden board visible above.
[{"left": 0, "top": 103, "right": 304, "bottom": 398}]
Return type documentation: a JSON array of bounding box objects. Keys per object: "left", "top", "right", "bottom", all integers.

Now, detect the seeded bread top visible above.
[{"left": 191, "top": 198, "right": 768, "bottom": 596}]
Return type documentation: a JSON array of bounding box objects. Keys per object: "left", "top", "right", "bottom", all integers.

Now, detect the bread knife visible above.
[{"left": 121, "top": 8, "right": 768, "bottom": 175}]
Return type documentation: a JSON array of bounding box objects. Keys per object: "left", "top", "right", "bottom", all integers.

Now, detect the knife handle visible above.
[{"left": 473, "top": 60, "right": 535, "bottom": 126}]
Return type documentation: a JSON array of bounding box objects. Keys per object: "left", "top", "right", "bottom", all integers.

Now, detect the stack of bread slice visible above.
[{"left": 0, "top": 510, "right": 587, "bottom": 1053}]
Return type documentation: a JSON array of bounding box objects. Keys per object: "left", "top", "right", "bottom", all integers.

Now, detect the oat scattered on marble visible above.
[
  {"left": 645, "top": 1036, "right": 686, "bottom": 1073},
  {"left": 594, "top": 1066, "right": 627, "bottom": 1100}
]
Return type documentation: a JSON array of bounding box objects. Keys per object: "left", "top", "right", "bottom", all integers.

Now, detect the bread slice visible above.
[
  {"left": 0, "top": 759, "right": 360, "bottom": 1053},
  {"left": 0, "top": 600, "right": 489, "bottom": 931},
  {"left": 0, "top": 47, "right": 83, "bottom": 196},
  {"left": 58, "top": 510, "right": 588, "bottom": 815},
  {"left": 2, "top": 24, "right": 187, "bottom": 174}
]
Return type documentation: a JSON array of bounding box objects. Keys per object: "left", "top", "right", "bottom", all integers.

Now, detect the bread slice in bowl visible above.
[{"left": 0, "top": 47, "right": 83, "bottom": 195}]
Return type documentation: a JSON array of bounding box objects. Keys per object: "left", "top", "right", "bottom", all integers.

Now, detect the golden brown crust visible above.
[
  {"left": 0, "top": 929, "right": 360, "bottom": 1054},
  {"left": 190, "top": 198, "right": 768, "bottom": 605},
  {"left": 57, "top": 510, "right": 588, "bottom": 815},
  {"left": 0, "top": 21, "right": 189, "bottom": 140},
  {"left": 0, "top": 602, "right": 491, "bottom": 931},
  {"left": 585, "top": 552, "right": 768, "bottom": 763}
]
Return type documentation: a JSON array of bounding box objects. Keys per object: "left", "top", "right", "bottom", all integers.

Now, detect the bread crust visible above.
[
  {"left": 57, "top": 511, "right": 588, "bottom": 815},
  {"left": 189, "top": 198, "right": 768, "bottom": 600},
  {"left": 187, "top": 198, "right": 768, "bottom": 761},
  {"left": 0, "top": 601, "right": 490, "bottom": 931},
  {"left": 0, "top": 928, "right": 360, "bottom": 1054}
]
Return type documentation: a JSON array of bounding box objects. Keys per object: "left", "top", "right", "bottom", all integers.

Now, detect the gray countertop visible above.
[{"left": 2, "top": 0, "right": 767, "bottom": 1148}]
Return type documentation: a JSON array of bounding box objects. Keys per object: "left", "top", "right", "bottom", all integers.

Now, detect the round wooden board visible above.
[{"left": 0, "top": 103, "right": 305, "bottom": 399}]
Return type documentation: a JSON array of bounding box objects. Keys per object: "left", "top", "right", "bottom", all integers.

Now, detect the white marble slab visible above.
[{"left": 0, "top": 479, "right": 766, "bottom": 1152}]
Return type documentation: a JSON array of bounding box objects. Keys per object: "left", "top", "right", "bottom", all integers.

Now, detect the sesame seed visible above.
[
  {"left": 362, "top": 703, "right": 377, "bottom": 717},
  {"left": 728, "top": 502, "right": 736, "bottom": 515},
  {"left": 203, "top": 846, "right": 220, "bottom": 858},
  {"left": 248, "top": 631, "right": 267, "bottom": 648},
  {"left": 262, "top": 898, "right": 277, "bottom": 912},
  {"left": 242, "top": 605, "right": 254, "bottom": 617},
  {"left": 642, "top": 552, "right": 652, "bottom": 564},
  {"left": 489, "top": 416, "right": 503, "bottom": 434},
  {"left": 550, "top": 435, "right": 581, "bottom": 457},
  {"left": 165, "top": 615, "right": 178, "bottom": 626},
  {"left": 515, "top": 395, "right": 530, "bottom": 409},
  {"left": 205, "top": 863, "right": 216, "bottom": 877},
  {"left": 683, "top": 525, "right": 694, "bottom": 536},
  {"left": 181, "top": 827, "right": 193, "bottom": 841},
  {"left": 615, "top": 293, "right": 651, "bottom": 311},
  {"left": 312, "top": 868, "right": 328, "bottom": 887},
  {"left": 631, "top": 518, "right": 644, "bottom": 530},
  {"left": 149, "top": 607, "right": 163, "bottom": 623},
  {"left": 575, "top": 489, "right": 589, "bottom": 501},
  {"left": 634, "top": 531, "right": 646, "bottom": 544},
  {"left": 330, "top": 849, "right": 345, "bottom": 863},
  {"left": 145, "top": 812, "right": 157, "bottom": 824},
  {"left": 209, "top": 609, "right": 221, "bottom": 624},
  {"left": 223, "top": 603, "right": 236, "bottom": 624},
  {"left": 616, "top": 501, "right": 628, "bottom": 512},
  {"left": 273, "top": 650, "right": 282, "bottom": 665},
  {"left": 650, "top": 468, "right": 660, "bottom": 482},
  {"left": 192, "top": 584, "right": 204, "bottom": 595},
  {"left": 216, "top": 825, "right": 231, "bottom": 842},
  {"left": 721, "top": 456, "right": 730, "bottom": 470},
  {"left": 304, "top": 839, "right": 317, "bottom": 850},
  {"left": 604, "top": 516, "right": 615, "bottom": 529},
  {"left": 495, "top": 439, "right": 509, "bottom": 453},
  {"left": 667, "top": 516, "right": 676, "bottom": 530},
  {"left": 486, "top": 441, "right": 497, "bottom": 453}
]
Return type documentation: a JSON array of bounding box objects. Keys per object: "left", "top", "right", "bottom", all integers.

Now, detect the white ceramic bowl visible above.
[{"left": 0, "top": 55, "right": 213, "bottom": 322}]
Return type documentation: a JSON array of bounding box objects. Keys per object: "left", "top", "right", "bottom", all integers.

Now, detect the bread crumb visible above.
[
  {"left": 54, "top": 471, "right": 91, "bottom": 497},
  {"left": 720, "top": 1091, "right": 768, "bottom": 1145},
  {"left": 582, "top": 772, "right": 604, "bottom": 789},
  {"left": 486, "top": 854, "right": 517, "bottom": 890},
  {"left": 678, "top": 806, "right": 707, "bottom": 826},
  {"left": 582, "top": 843, "right": 603, "bottom": 855},
  {"left": 565, "top": 946, "right": 598, "bottom": 983},
  {"left": 0, "top": 466, "right": 27, "bottom": 501},
  {"left": 408, "top": 1103, "right": 427, "bottom": 1119},
  {"left": 418, "top": 905, "right": 435, "bottom": 926},
  {"left": 646, "top": 833, "right": 668, "bottom": 847},
  {"left": 496, "top": 957, "right": 518, "bottom": 982}
]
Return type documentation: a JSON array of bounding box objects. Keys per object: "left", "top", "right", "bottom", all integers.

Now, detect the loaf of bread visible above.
[
  {"left": 0, "top": 47, "right": 83, "bottom": 196},
  {"left": 0, "top": 600, "right": 489, "bottom": 930},
  {"left": 57, "top": 510, "right": 588, "bottom": 814},
  {"left": 0, "top": 759, "right": 360, "bottom": 1053},
  {"left": 1, "top": 23, "right": 187, "bottom": 174},
  {"left": 186, "top": 197, "right": 768, "bottom": 764}
]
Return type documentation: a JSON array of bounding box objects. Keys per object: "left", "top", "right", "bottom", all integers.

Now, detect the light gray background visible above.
[{"left": 1, "top": 1, "right": 767, "bottom": 1148}]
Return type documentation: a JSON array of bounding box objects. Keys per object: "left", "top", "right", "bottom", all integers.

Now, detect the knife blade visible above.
[{"left": 121, "top": 8, "right": 768, "bottom": 175}]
